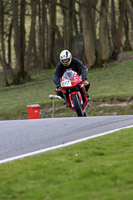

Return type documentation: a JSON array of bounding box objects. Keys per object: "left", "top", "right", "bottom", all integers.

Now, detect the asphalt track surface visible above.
[{"left": 0, "top": 115, "right": 133, "bottom": 163}]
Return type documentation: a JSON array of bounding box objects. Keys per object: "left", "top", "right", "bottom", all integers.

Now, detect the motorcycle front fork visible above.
[{"left": 64, "top": 92, "right": 83, "bottom": 108}]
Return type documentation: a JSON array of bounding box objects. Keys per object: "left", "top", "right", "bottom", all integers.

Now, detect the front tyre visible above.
[{"left": 72, "top": 94, "right": 84, "bottom": 117}]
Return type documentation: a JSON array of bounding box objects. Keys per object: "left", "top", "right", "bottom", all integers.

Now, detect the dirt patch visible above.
[
  {"left": 107, "top": 53, "right": 133, "bottom": 67},
  {"left": 117, "top": 53, "right": 133, "bottom": 61},
  {"left": 98, "top": 100, "right": 133, "bottom": 107}
]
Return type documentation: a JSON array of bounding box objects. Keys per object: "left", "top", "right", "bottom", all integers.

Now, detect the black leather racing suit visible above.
[{"left": 53, "top": 57, "right": 88, "bottom": 88}]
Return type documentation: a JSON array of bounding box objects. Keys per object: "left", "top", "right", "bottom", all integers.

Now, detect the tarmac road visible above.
[{"left": 0, "top": 115, "right": 133, "bottom": 163}]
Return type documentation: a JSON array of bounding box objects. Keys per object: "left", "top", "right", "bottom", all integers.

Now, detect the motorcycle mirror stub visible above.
[{"left": 49, "top": 95, "right": 61, "bottom": 99}]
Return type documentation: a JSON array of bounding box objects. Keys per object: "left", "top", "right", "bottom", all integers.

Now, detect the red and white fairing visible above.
[{"left": 60, "top": 69, "right": 88, "bottom": 115}]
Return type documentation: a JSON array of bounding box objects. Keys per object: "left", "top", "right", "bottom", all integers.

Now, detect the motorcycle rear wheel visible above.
[{"left": 72, "top": 94, "right": 84, "bottom": 117}]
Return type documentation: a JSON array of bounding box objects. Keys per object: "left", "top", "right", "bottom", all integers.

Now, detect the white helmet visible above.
[{"left": 60, "top": 50, "right": 72, "bottom": 66}]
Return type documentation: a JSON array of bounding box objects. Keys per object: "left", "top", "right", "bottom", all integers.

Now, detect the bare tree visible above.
[
  {"left": 60, "top": 0, "right": 67, "bottom": 49},
  {"left": 127, "top": 0, "right": 133, "bottom": 45},
  {"left": 12, "top": 0, "right": 30, "bottom": 84},
  {"left": 80, "top": 0, "right": 97, "bottom": 68},
  {"left": 25, "top": 0, "right": 38, "bottom": 72},
  {"left": 60, "top": 0, "right": 74, "bottom": 52},
  {"left": 47, "top": 0, "right": 56, "bottom": 67},
  {"left": 0, "top": 0, "right": 9, "bottom": 85},
  {"left": 99, "top": 0, "right": 111, "bottom": 64},
  {"left": 38, "top": 0, "right": 46, "bottom": 69},
  {"left": 8, "top": 20, "right": 13, "bottom": 70},
  {"left": 20, "top": 0, "right": 26, "bottom": 79},
  {"left": 67, "top": 0, "right": 74, "bottom": 51},
  {"left": 124, "top": 3, "right": 132, "bottom": 50},
  {"left": 13, "top": 0, "right": 21, "bottom": 75},
  {"left": 115, "top": 0, "right": 126, "bottom": 56},
  {"left": 111, "top": 0, "right": 117, "bottom": 56}
]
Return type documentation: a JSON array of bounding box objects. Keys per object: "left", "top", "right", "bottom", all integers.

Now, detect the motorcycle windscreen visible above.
[{"left": 63, "top": 70, "right": 74, "bottom": 79}]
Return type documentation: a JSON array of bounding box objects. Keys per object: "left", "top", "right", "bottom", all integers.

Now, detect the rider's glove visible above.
[
  {"left": 56, "top": 85, "right": 62, "bottom": 92},
  {"left": 82, "top": 75, "right": 87, "bottom": 82},
  {"left": 83, "top": 81, "right": 90, "bottom": 88}
]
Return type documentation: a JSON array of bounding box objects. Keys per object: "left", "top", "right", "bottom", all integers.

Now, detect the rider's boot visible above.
[
  {"left": 64, "top": 102, "right": 68, "bottom": 107},
  {"left": 55, "top": 89, "right": 64, "bottom": 99},
  {"left": 86, "top": 93, "right": 91, "bottom": 101},
  {"left": 62, "top": 90, "right": 68, "bottom": 107}
]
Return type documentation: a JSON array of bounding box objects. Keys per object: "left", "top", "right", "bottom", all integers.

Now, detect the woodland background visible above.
[{"left": 0, "top": 0, "right": 133, "bottom": 86}]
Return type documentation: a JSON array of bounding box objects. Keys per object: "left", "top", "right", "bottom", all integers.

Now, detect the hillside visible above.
[{"left": 0, "top": 57, "right": 133, "bottom": 120}]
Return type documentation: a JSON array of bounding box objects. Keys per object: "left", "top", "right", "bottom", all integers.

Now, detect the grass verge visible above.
[{"left": 0, "top": 128, "right": 133, "bottom": 200}]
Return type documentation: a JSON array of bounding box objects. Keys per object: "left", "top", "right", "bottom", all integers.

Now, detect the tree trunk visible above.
[
  {"left": 67, "top": 0, "right": 74, "bottom": 51},
  {"left": 47, "top": 0, "right": 56, "bottom": 67},
  {"left": 129, "top": 0, "right": 133, "bottom": 7},
  {"left": 60, "top": 0, "right": 67, "bottom": 49},
  {"left": 124, "top": 8, "right": 132, "bottom": 51},
  {"left": 127, "top": 0, "right": 133, "bottom": 31},
  {"left": 25, "top": 0, "right": 37, "bottom": 73},
  {"left": 99, "top": 0, "right": 111, "bottom": 62},
  {"left": 111, "top": 0, "right": 117, "bottom": 51},
  {"left": 73, "top": 2, "right": 79, "bottom": 36},
  {"left": 20, "top": 0, "right": 26, "bottom": 79},
  {"left": 91, "top": 0, "right": 98, "bottom": 24},
  {"left": 115, "top": 0, "right": 126, "bottom": 55},
  {"left": 12, "top": 0, "right": 31, "bottom": 84},
  {"left": 79, "top": 2, "right": 83, "bottom": 35},
  {"left": 0, "top": 0, "right": 9, "bottom": 85},
  {"left": 38, "top": 0, "right": 46, "bottom": 69},
  {"left": 80, "top": 0, "right": 97, "bottom": 68},
  {"left": 13, "top": 0, "right": 21, "bottom": 73},
  {"left": 0, "top": 56, "right": 9, "bottom": 86},
  {"left": 8, "top": 20, "right": 13, "bottom": 70},
  {"left": 60, "top": 0, "right": 74, "bottom": 51}
]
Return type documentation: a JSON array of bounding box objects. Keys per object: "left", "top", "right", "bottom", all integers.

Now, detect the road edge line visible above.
[{"left": 0, "top": 125, "right": 133, "bottom": 164}]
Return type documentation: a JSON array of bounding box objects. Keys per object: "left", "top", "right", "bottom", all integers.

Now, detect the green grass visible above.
[
  {"left": 0, "top": 128, "right": 133, "bottom": 199},
  {"left": 88, "top": 59, "right": 133, "bottom": 99},
  {"left": 0, "top": 59, "right": 133, "bottom": 119}
]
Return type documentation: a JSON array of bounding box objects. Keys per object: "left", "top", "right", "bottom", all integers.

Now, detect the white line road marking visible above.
[{"left": 0, "top": 125, "right": 133, "bottom": 164}]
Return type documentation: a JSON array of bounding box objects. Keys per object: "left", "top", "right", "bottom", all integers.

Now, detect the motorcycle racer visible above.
[{"left": 53, "top": 50, "right": 90, "bottom": 100}]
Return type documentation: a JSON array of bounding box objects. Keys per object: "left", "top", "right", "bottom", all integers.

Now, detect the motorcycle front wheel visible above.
[{"left": 72, "top": 94, "right": 84, "bottom": 117}]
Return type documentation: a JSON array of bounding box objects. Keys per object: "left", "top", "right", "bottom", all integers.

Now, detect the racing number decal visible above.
[{"left": 61, "top": 80, "right": 71, "bottom": 87}]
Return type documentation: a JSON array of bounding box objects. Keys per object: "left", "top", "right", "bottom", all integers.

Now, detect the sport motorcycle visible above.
[{"left": 61, "top": 69, "right": 89, "bottom": 117}]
